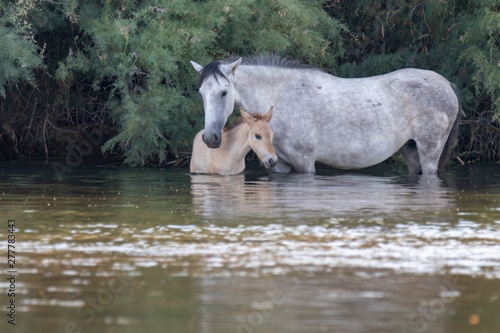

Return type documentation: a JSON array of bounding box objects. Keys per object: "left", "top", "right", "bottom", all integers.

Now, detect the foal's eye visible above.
[
  {"left": 255, "top": 134, "right": 262, "bottom": 140},
  {"left": 221, "top": 91, "right": 227, "bottom": 97}
]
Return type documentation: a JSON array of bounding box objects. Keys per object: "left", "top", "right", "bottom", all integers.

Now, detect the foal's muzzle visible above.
[
  {"left": 264, "top": 155, "right": 278, "bottom": 169},
  {"left": 202, "top": 132, "right": 221, "bottom": 149}
]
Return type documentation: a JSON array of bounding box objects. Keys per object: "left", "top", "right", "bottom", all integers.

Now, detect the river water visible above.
[{"left": 0, "top": 162, "right": 499, "bottom": 333}]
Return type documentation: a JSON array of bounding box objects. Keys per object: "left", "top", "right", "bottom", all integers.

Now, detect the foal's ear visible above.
[
  {"left": 263, "top": 106, "right": 273, "bottom": 123},
  {"left": 220, "top": 57, "right": 242, "bottom": 76},
  {"left": 240, "top": 107, "right": 254, "bottom": 125},
  {"left": 190, "top": 61, "right": 204, "bottom": 73}
]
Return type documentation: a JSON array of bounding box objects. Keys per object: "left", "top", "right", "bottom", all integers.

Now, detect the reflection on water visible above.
[
  {"left": 190, "top": 173, "right": 457, "bottom": 222},
  {"left": 188, "top": 172, "right": 499, "bottom": 277},
  {"left": 0, "top": 163, "right": 499, "bottom": 333},
  {"left": 192, "top": 273, "right": 466, "bottom": 333}
]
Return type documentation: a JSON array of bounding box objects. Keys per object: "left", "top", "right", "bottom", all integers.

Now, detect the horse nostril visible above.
[
  {"left": 202, "top": 132, "right": 221, "bottom": 148},
  {"left": 268, "top": 157, "right": 277, "bottom": 168}
]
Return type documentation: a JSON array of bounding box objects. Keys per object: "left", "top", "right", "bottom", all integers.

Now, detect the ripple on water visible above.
[{"left": 14, "top": 219, "right": 500, "bottom": 279}]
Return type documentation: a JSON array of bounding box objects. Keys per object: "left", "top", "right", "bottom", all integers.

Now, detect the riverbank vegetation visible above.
[{"left": 1, "top": 0, "right": 498, "bottom": 166}]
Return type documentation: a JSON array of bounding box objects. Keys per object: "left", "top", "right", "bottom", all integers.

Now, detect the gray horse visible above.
[{"left": 191, "top": 55, "right": 462, "bottom": 174}]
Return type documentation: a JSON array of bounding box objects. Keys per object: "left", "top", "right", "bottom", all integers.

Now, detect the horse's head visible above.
[
  {"left": 241, "top": 106, "right": 278, "bottom": 169},
  {"left": 191, "top": 58, "right": 242, "bottom": 148}
]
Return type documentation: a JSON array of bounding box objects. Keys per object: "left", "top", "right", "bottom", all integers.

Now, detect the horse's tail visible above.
[{"left": 438, "top": 83, "right": 464, "bottom": 171}]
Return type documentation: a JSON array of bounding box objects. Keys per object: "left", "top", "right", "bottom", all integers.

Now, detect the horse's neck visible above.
[
  {"left": 221, "top": 123, "right": 251, "bottom": 163},
  {"left": 233, "top": 66, "right": 287, "bottom": 113}
]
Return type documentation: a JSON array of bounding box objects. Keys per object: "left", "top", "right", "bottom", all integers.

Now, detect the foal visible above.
[{"left": 190, "top": 107, "right": 277, "bottom": 175}]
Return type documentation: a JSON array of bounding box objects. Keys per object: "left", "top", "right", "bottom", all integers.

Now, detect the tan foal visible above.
[{"left": 190, "top": 107, "right": 277, "bottom": 175}]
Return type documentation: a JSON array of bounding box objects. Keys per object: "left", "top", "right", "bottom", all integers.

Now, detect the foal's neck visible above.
[{"left": 223, "top": 123, "right": 251, "bottom": 163}]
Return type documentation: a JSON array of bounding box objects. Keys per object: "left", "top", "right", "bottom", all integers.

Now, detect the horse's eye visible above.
[
  {"left": 221, "top": 91, "right": 227, "bottom": 97},
  {"left": 255, "top": 134, "right": 262, "bottom": 140}
]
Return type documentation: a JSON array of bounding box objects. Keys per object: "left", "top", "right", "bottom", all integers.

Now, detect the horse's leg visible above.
[
  {"left": 277, "top": 144, "right": 316, "bottom": 173},
  {"left": 273, "top": 130, "right": 316, "bottom": 173},
  {"left": 273, "top": 151, "right": 316, "bottom": 173},
  {"left": 292, "top": 157, "right": 316, "bottom": 173},
  {"left": 414, "top": 137, "right": 448, "bottom": 175},
  {"left": 399, "top": 141, "right": 421, "bottom": 174},
  {"left": 280, "top": 149, "right": 315, "bottom": 173},
  {"left": 273, "top": 159, "right": 292, "bottom": 173}
]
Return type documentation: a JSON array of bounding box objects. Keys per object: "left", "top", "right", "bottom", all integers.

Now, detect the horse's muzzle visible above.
[{"left": 202, "top": 132, "right": 221, "bottom": 149}]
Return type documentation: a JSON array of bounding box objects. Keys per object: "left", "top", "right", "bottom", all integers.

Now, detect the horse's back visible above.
[
  {"left": 380, "top": 68, "right": 457, "bottom": 108},
  {"left": 325, "top": 68, "right": 455, "bottom": 105},
  {"left": 273, "top": 67, "right": 460, "bottom": 171}
]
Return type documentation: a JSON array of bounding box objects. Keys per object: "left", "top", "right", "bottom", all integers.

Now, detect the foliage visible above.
[
  {"left": 329, "top": 0, "right": 500, "bottom": 162},
  {"left": 0, "top": 0, "right": 499, "bottom": 164},
  {"left": 0, "top": 2, "right": 43, "bottom": 97}
]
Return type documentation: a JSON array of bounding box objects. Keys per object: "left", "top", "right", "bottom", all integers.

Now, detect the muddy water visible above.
[{"left": 0, "top": 162, "right": 499, "bottom": 333}]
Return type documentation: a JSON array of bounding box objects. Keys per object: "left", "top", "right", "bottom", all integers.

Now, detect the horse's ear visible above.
[
  {"left": 221, "top": 57, "right": 242, "bottom": 76},
  {"left": 240, "top": 107, "right": 254, "bottom": 125},
  {"left": 263, "top": 106, "right": 273, "bottom": 123},
  {"left": 190, "top": 61, "right": 204, "bottom": 73}
]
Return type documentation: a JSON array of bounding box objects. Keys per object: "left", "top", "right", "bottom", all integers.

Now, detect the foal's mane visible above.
[
  {"left": 222, "top": 113, "right": 264, "bottom": 133},
  {"left": 198, "top": 54, "right": 319, "bottom": 87}
]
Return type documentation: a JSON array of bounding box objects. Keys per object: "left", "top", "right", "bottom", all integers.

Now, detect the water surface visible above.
[{"left": 0, "top": 162, "right": 499, "bottom": 333}]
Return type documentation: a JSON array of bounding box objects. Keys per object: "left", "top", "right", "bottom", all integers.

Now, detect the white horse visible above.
[
  {"left": 191, "top": 55, "right": 462, "bottom": 174},
  {"left": 190, "top": 106, "right": 277, "bottom": 175}
]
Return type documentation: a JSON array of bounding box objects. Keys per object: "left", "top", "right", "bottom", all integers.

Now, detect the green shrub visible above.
[{"left": 0, "top": 2, "right": 43, "bottom": 97}]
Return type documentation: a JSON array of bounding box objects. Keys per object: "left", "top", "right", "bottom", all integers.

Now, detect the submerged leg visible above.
[
  {"left": 411, "top": 105, "right": 456, "bottom": 174},
  {"left": 272, "top": 160, "right": 292, "bottom": 173},
  {"left": 400, "top": 141, "right": 421, "bottom": 174},
  {"left": 272, "top": 155, "right": 316, "bottom": 173},
  {"left": 292, "top": 159, "right": 316, "bottom": 173},
  {"left": 286, "top": 144, "right": 317, "bottom": 173},
  {"left": 273, "top": 136, "right": 316, "bottom": 173},
  {"left": 415, "top": 139, "right": 443, "bottom": 175}
]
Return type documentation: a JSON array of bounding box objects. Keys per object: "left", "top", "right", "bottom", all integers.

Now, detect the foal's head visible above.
[{"left": 240, "top": 106, "right": 278, "bottom": 169}]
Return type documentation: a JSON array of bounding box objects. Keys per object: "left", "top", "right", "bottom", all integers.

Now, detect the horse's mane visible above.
[
  {"left": 231, "top": 54, "right": 318, "bottom": 69},
  {"left": 198, "top": 60, "right": 227, "bottom": 87},
  {"left": 222, "top": 112, "right": 265, "bottom": 133},
  {"left": 198, "top": 54, "right": 319, "bottom": 87}
]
